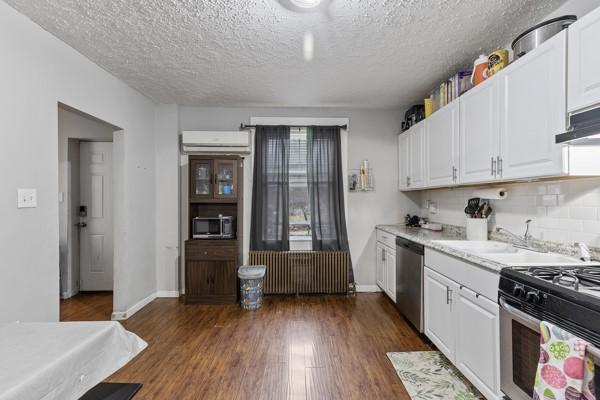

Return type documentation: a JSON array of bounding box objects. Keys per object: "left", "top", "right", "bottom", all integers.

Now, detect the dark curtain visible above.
[
  {"left": 307, "top": 126, "right": 354, "bottom": 283},
  {"left": 250, "top": 126, "right": 290, "bottom": 251}
]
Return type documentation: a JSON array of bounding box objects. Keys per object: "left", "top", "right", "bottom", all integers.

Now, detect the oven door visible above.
[{"left": 499, "top": 296, "right": 542, "bottom": 400}]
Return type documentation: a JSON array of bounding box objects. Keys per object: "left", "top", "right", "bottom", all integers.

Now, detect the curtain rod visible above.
[{"left": 240, "top": 123, "right": 348, "bottom": 130}]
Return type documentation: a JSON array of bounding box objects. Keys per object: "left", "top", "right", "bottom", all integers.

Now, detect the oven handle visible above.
[
  {"left": 499, "top": 296, "right": 600, "bottom": 362},
  {"left": 499, "top": 296, "right": 541, "bottom": 327}
]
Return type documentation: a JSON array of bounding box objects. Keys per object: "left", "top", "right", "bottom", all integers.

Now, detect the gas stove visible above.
[
  {"left": 510, "top": 265, "right": 600, "bottom": 297},
  {"left": 499, "top": 265, "right": 600, "bottom": 400},
  {"left": 499, "top": 264, "right": 600, "bottom": 343}
]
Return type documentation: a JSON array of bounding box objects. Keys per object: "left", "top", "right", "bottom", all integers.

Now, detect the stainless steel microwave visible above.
[{"left": 192, "top": 215, "right": 234, "bottom": 239}]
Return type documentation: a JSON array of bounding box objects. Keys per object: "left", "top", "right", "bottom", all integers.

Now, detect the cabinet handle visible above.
[
  {"left": 446, "top": 286, "right": 453, "bottom": 304},
  {"left": 407, "top": 176, "right": 411, "bottom": 187},
  {"left": 497, "top": 156, "right": 503, "bottom": 177},
  {"left": 452, "top": 166, "right": 457, "bottom": 182},
  {"left": 491, "top": 157, "right": 496, "bottom": 177}
]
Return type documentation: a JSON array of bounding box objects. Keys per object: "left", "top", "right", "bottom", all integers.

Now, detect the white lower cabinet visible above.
[
  {"left": 424, "top": 249, "right": 501, "bottom": 400},
  {"left": 385, "top": 250, "right": 396, "bottom": 301},
  {"left": 376, "top": 243, "right": 385, "bottom": 290},
  {"left": 376, "top": 229, "right": 396, "bottom": 302},
  {"left": 455, "top": 286, "right": 501, "bottom": 400},
  {"left": 424, "top": 267, "right": 458, "bottom": 360}
]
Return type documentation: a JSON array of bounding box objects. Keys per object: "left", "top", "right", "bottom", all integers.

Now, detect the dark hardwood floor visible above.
[
  {"left": 62, "top": 293, "right": 430, "bottom": 399},
  {"left": 60, "top": 291, "right": 113, "bottom": 321}
]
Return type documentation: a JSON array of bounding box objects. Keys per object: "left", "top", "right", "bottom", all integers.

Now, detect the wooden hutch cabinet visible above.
[
  {"left": 185, "top": 240, "right": 238, "bottom": 304},
  {"left": 190, "top": 158, "right": 239, "bottom": 202},
  {"left": 185, "top": 155, "right": 242, "bottom": 305}
]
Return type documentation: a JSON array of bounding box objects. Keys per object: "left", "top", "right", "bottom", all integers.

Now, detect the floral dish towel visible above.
[{"left": 534, "top": 321, "right": 596, "bottom": 400}]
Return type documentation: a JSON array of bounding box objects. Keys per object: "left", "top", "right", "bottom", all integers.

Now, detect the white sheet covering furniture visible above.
[{"left": 0, "top": 321, "right": 147, "bottom": 400}]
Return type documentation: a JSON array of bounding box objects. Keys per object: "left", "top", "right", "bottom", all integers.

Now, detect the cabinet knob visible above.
[{"left": 204, "top": 251, "right": 208, "bottom": 255}]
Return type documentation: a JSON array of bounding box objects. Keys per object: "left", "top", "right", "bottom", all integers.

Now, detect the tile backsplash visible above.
[{"left": 420, "top": 177, "right": 600, "bottom": 247}]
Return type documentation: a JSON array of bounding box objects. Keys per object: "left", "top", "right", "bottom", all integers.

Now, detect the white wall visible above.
[
  {"left": 0, "top": 1, "right": 157, "bottom": 322},
  {"left": 58, "top": 107, "right": 114, "bottom": 298},
  {"left": 170, "top": 106, "right": 420, "bottom": 290},
  {"left": 154, "top": 104, "right": 180, "bottom": 297},
  {"left": 421, "top": 178, "right": 600, "bottom": 247}
]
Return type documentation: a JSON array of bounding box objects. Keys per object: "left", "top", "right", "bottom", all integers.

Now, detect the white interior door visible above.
[{"left": 79, "top": 142, "right": 113, "bottom": 291}]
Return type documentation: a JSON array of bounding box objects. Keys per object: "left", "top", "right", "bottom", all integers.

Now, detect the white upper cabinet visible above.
[
  {"left": 425, "top": 101, "right": 459, "bottom": 187},
  {"left": 397, "top": 18, "right": 600, "bottom": 192},
  {"left": 398, "top": 124, "right": 426, "bottom": 190},
  {"left": 398, "top": 132, "right": 409, "bottom": 189},
  {"left": 459, "top": 78, "right": 501, "bottom": 184},
  {"left": 500, "top": 31, "right": 567, "bottom": 180},
  {"left": 408, "top": 123, "right": 426, "bottom": 188},
  {"left": 568, "top": 6, "right": 600, "bottom": 114}
]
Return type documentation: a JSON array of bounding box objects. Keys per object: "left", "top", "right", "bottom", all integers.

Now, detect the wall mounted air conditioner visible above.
[{"left": 181, "top": 131, "right": 251, "bottom": 155}]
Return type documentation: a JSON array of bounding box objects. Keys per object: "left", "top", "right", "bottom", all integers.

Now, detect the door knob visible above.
[{"left": 75, "top": 222, "right": 87, "bottom": 228}]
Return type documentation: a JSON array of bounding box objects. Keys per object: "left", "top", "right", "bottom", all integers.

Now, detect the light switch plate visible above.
[{"left": 17, "top": 188, "right": 37, "bottom": 208}]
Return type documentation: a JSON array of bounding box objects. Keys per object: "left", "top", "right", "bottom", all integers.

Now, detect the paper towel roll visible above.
[{"left": 472, "top": 188, "right": 508, "bottom": 200}]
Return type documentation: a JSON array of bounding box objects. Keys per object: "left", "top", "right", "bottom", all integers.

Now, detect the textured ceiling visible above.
[{"left": 5, "top": 0, "right": 565, "bottom": 109}]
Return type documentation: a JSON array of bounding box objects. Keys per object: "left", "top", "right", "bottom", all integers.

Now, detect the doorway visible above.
[
  {"left": 58, "top": 105, "right": 118, "bottom": 321},
  {"left": 78, "top": 141, "right": 114, "bottom": 291}
]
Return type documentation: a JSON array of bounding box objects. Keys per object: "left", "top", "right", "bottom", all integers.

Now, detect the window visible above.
[{"left": 289, "top": 127, "right": 311, "bottom": 239}]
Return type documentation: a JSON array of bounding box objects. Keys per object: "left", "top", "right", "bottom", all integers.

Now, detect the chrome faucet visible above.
[
  {"left": 523, "top": 219, "right": 533, "bottom": 248},
  {"left": 495, "top": 219, "right": 546, "bottom": 253}
]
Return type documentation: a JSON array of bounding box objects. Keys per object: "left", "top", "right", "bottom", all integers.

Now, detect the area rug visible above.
[{"left": 387, "top": 351, "right": 485, "bottom": 400}]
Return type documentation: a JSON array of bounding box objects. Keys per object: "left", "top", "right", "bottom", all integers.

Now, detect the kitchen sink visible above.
[
  {"left": 433, "top": 240, "right": 585, "bottom": 266},
  {"left": 481, "top": 251, "right": 582, "bottom": 265},
  {"left": 434, "top": 240, "right": 518, "bottom": 254}
]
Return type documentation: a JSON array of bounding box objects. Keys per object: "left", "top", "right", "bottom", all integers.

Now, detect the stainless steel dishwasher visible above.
[{"left": 396, "top": 237, "right": 425, "bottom": 332}]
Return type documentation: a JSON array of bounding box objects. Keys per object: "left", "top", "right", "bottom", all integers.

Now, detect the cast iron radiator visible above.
[{"left": 248, "top": 251, "right": 349, "bottom": 295}]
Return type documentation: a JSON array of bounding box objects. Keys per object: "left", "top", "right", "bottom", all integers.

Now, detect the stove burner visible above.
[
  {"left": 517, "top": 265, "right": 600, "bottom": 294},
  {"left": 552, "top": 272, "right": 579, "bottom": 290},
  {"left": 528, "top": 267, "right": 561, "bottom": 280},
  {"left": 577, "top": 269, "right": 600, "bottom": 288}
]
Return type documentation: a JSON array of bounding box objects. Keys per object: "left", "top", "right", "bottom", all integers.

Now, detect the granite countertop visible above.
[{"left": 376, "top": 224, "right": 507, "bottom": 272}]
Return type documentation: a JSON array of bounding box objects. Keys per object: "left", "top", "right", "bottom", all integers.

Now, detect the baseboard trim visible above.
[
  {"left": 111, "top": 292, "right": 157, "bottom": 321},
  {"left": 356, "top": 285, "right": 383, "bottom": 293},
  {"left": 156, "top": 290, "right": 180, "bottom": 298}
]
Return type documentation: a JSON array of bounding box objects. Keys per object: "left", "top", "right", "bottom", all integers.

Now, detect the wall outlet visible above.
[
  {"left": 17, "top": 188, "right": 37, "bottom": 208},
  {"left": 429, "top": 201, "right": 438, "bottom": 214}
]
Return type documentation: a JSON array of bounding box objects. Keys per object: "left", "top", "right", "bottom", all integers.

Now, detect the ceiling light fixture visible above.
[
  {"left": 276, "top": 0, "right": 329, "bottom": 13},
  {"left": 290, "top": 0, "right": 321, "bottom": 9}
]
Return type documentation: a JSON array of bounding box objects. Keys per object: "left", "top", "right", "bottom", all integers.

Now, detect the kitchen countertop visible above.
[{"left": 376, "top": 224, "right": 508, "bottom": 272}]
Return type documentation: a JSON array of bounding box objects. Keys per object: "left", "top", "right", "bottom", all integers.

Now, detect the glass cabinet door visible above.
[
  {"left": 214, "top": 160, "right": 237, "bottom": 199},
  {"left": 191, "top": 160, "right": 212, "bottom": 198}
]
